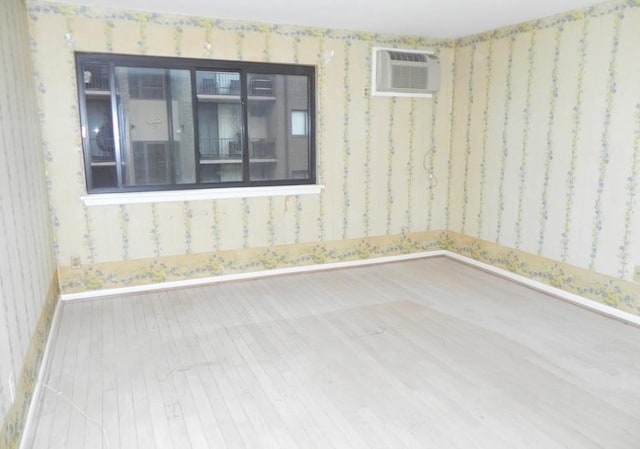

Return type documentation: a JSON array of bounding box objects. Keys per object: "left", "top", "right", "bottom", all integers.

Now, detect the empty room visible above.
[{"left": 1, "top": 0, "right": 640, "bottom": 448}]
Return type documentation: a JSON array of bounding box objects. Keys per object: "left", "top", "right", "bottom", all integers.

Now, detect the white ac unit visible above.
[{"left": 372, "top": 47, "right": 440, "bottom": 97}]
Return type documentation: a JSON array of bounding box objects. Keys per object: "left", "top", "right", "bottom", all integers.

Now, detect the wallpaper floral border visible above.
[
  {"left": 5, "top": 1, "right": 639, "bottom": 449},
  {"left": 0, "top": 275, "right": 59, "bottom": 449},
  {"left": 449, "top": 0, "right": 640, "bottom": 285},
  {"left": 457, "top": 0, "right": 640, "bottom": 46},
  {"left": 58, "top": 229, "right": 640, "bottom": 316},
  {"left": 446, "top": 232, "right": 640, "bottom": 316},
  {"left": 58, "top": 231, "right": 447, "bottom": 293},
  {"left": 27, "top": 0, "right": 455, "bottom": 275},
  {"left": 27, "top": 1, "right": 456, "bottom": 48}
]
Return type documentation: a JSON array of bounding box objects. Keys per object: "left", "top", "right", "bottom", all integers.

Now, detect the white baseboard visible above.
[
  {"left": 60, "top": 250, "right": 447, "bottom": 301},
  {"left": 444, "top": 251, "right": 640, "bottom": 328},
  {"left": 19, "top": 299, "right": 62, "bottom": 449},
  {"left": 59, "top": 249, "right": 640, "bottom": 328}
]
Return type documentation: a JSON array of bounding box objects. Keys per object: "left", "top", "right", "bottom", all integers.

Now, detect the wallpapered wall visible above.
[
  {"left": 26, "top": 2, "right": 455, "bottom": 293},
  {"left": 0, "top": 0, "right": 57, "bottom": 446},
  {"left": 449, "top": 2, "right": 640, "bottom": 282}
]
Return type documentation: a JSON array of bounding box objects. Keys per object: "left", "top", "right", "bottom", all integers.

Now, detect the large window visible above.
[{"left": 76, "top": 54, "right": 315, "bottom": 193}]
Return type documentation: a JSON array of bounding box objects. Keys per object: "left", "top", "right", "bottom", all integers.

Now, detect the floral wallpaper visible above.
[
  {"left": 24, "top": 0, "right": 640, "bottom": 317},
  {"left": 26, "top": 1, "right": 455, "bottom": 293},
  {"left": 447, "top": 232, "right": 640, "bottom": 316},
  {"left": 0, "top": 0, "right": 58, "bottom": 447},
  {"left": 449, "top": 1, "right": 640, "bottom": 283},
  {"left": 58, "top": 231, "right": 447, "bottom": 292},
  {"left": 3, "top": 0, "right": 640, "bottom": 447}
]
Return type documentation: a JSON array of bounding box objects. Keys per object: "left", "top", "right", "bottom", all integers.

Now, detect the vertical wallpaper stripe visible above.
[
  {"left": 235, "top": 31, "right": 244, "bottom": 59},
  {"left": 294, "top": 196, "right": 302, "bottom": 244},
  {"left": 385, "top": 98, "right": 396, "bottom": 235},
  {"left": 460, "top": 44, "right": 476, "bottom": 234},
  {"left": 514, "top": 30, "right": 536, "bottom": 249},
  {"left": 268, "top": 197, "right": 275, "bottom": 246},
  {"left": 406, "top": 99, "right": 416, "bottom": 232},
  {"left": 119, "top": 204, "right": 129, "bottom": 259},
  {"left": 445, "top": 55, "right": 457, "bottom": 230},
  {"left": 151, "top": 203, "right": 160, "bottom": 257},
  {"left": 211, "top": 201, "right": 221, "bottom": 251},
  {"left": 619, "top": 103, "right": 640, "bottom": 278},
  {"left": 184, "top": 201, "right": 192, "bottom": 253},
  {"left": 561, "top": 18, "right": 588, "bottom": 262},
  {"left": 174, "top": 25, "right": 182, "bottom": 56},
  {"left": 0, "top": 0, "right": 57, "bottom": 440},
  {"left": 242, "top": 198, "right": 250, "bottom": 248},
  {"left": 363, "top": 42, "right": 373, "bottom": 237},
  {"left": 82, "top": 204, "right": 95, "bottom": 263},
  {"left": 105, "top": 19, "right": 114, "bottom": 52},
  {"left": 426, "top": 86, "right": 438, "bottom": 230},
  {"left": 476, "top": 37, "right": 493, "bottom": 238},
  {"left": 537, "top": 25, "right": 564, "bottom": 255},
  {"left": 342, "top": 40, "right": 351, "bottom": 239},
  {"left": 495, "top": 35, "right": 515, "bottom": 244},
  {"left": 263, "top": 29, "right": 271, "bottom": 61},
  {"left": 590, "top": 12, "right": 623, "bottom": 270},
  {"left": 138, "top": 16, "right": 148, "bottom": 54}
]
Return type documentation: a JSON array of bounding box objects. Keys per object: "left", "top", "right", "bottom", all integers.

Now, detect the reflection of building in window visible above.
[
  {"left": 291, "top": 110, "right": 308, "bottom": 136},
  {"left": 77, "top": 53, "right": 314, "bottom": 193}
]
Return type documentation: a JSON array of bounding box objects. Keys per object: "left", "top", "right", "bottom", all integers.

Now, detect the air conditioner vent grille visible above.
[
  {"left": 391, "top": 65, "right": 428, "bottom": 89},
  {"left": 372, "top": 47, "right": 440, "bottom": 97},
  {"left": 388, "top": 51, "right": 427, "bottom": 63}
]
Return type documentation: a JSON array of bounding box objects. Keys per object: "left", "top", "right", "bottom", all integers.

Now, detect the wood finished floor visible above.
[{"left": 26, "top": 257, "right": 640, "bottom": 449}]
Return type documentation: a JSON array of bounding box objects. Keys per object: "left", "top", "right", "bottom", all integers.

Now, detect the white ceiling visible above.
[{"left": 55, "top": 0, "right": 605, "bottom": 38}]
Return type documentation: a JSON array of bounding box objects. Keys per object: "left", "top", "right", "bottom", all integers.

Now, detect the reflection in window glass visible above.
[
  {"left": 77, "top": 53, "right": 315, "bottom": 193},
  {"left": 196, "top": 70, "right": 243, "bottom": 183},
  {"left": 247, "top": 73, "right": 310, "bottom": 182},
  {"left": 115, "top": 67, "right": 195, "bottom": 186},
  {"left": 291, "top": 111, "right": 308, "bottom": 136}
]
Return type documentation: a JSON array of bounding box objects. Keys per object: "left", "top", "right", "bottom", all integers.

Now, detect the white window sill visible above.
[{"left": 81, "top": 184, "right": 324, "bottom": 206}]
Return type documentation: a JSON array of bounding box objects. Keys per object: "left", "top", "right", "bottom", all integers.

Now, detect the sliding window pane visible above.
[
  {"left": 196, "top": 70, "right": 243, "bottom": 183},
  {"left": 247, "top": 73, "right": 311, "bottom": 182},
  {"left": 81, "top": 61, "right": 117, "bottom": 188},
  {"left": 115, "top": 67, "right": 195, "bottom": 186}
]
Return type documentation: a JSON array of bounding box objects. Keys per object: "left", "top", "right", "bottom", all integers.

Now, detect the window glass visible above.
[
  {"left": 196, "top": 71, "right": 243, "bottom": 183},
  {"left": 114, "top": 67, "right": 195, "bottom": 186},
  {"left": 291, "top": 111, "right": 308, "bottom": 136},
  {"left": 77, "top": 54, "right": 314, "bottom": 193},
  {"left": 247, "top": 74, "right": 310, "bottom": 182},
  {"left": 81, "top": 61, "right": 117, "bottom": 188}
]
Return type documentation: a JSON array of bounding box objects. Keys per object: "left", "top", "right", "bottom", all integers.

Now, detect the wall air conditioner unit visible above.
[{"left": 372, "top": 47, "right": 440, "bottom": 97}]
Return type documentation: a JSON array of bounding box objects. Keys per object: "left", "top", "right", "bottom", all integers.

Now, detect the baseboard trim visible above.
[
  {"left": 59, "top": 249, "right": 640, "bottom": 327},
  {"left": 60, "top": 250, "right": 448, "bottom": 301},
  {"left": 444, "top": 251, "right": 640, "bottom": 328},
  {"left": 18, "top": 299, "right": 62, "bottom": 449}
]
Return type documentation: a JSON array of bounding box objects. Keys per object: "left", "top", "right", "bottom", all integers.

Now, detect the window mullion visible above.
[
  {"left": 190, "top": 69, "right": 201, "bottom": 184},
  {"left": 240, "top": 70, "right": 250, "bottom": 184},
  {"left": 109, "top": 62, "right": 124, "bottom": 189}
]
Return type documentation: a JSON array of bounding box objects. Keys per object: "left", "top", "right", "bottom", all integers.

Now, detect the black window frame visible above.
[{"left": 76, "top": 52, "right": 316, "bottom": 194}]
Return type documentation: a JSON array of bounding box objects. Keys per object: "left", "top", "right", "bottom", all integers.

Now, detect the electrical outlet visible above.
[
  {"left": 70, "top": 256, "right": 81, "bottom": 269},
  {"left": 634, "top": 265, "right": 640, "bottom": 283},
  {"left": 362, "top": 86, "right": 370, "bottom": 97}
]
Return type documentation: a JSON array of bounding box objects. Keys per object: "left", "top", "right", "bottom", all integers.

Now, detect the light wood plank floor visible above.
[{"left": 26, "top": 257, "right": 640, "bottom": 449}]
